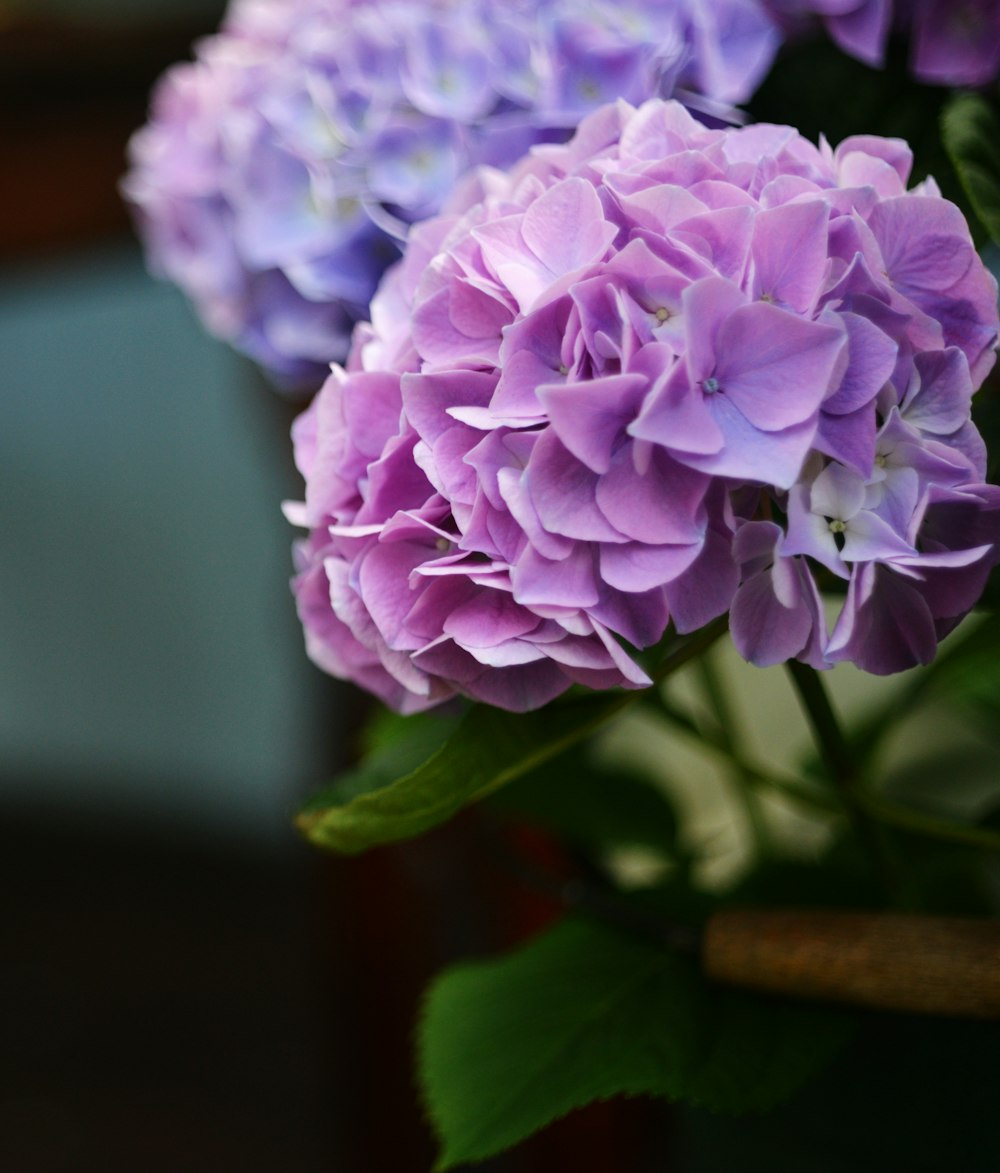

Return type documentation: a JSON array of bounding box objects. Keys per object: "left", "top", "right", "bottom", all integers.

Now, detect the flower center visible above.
[
  {"left": 654, "top": 306, "right": 672, "bottom": 323},
  {"left": 703, "top": 376, "right": 720, "bottom": 394},
  {"left": 827, "top": 517, "right": 848, "bottom": 552}
]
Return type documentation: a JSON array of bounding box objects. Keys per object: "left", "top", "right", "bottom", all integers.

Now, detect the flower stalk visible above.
[{"left": 785, "top": 660, "right": 913, "bottom": 903}]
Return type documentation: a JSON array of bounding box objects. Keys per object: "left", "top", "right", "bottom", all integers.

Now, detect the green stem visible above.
[
  {"left": 645, "top": 684, "right": 1000, "bottom": 853},
  {"left": 748, "top": 770, "right": 844, "bottom": 814},
  {"left": 784, "top": 660, "right": 855, "bottom": 786},
  {"left": 853, "top": 791, "right": 1000, "bottom": 853},
  {"left": 651, "top": 615, "right": 729, "bottom": 682},
  {"left": 642, "top": 689, "right": 840, "bottom": 815},
  {"left": 696, "top": 651, "right": 776, "bottom": 858},
  {"left": 784, "top": 661, "right": 907, "bottom": 903}
]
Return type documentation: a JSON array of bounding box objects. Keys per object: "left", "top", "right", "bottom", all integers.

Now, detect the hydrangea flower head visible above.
[
  {"left": 123, "top": 0, "right": 780, "bottom": 390},
  {"left": 288, "top": 98, "right": 999, "bottom": 712}
]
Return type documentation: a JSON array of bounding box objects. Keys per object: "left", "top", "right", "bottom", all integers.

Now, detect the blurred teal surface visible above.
[{"left": 0, "top": 243, "right": 331, "bottom": 843}]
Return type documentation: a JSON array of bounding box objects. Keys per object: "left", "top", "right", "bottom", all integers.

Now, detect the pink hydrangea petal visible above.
[
  {"left": 411, "top": 281, "right": 512, "bottom": 367},
  {"left": 664, "top": 525, "right": 741, "bottom": 633},
  {"left": 510, "top": 542, "right": 600, "bottom": 609},
  {"left": 825, "top": 0, "right": 892, "bottom": 67},
  {"left": 443, "top": 586, "right": 541, "bottom": 648},
  {"left": 629, "top": 362, "right": 725, "bottom": 457},
  {"left": 682, "top": 275, "right": 748, "bottom": 384},
  {"left": 900, "top": 348, "right": 974, "bottom": 436},
  {"left": 526, "top": 433, "right": 631, "bottom": 544},
  {"left": 539, "top": 373, "right": 647, "bottom": 474},
  {"left": 688, "top": 396, "right": 821, "bottom": 489},
  {"left": 600, "top": 539, "right": 703, "bottom": 593},
  {"left": 730, "top": 559, "right": 819, "bottom": 667},
  {"left": 826, "top": 563, "right": 938, "bottom": 673},
  {"left": 715, "top": 302, "right": 846, "bottom": 431},
  {"left": 672, "top": 204, "right": 755, "bottom": 285},
  {"left": 520, "top": 177, "right": 619, "bottom": 280},
  {"left": 596, "top": 445, "right": 708, "bottom": 545},
  {"left": 815, "top": 402, "right": 877, "bottom": 476},
  {"left": 750, "top": 199, "right": 830, "bottom": 314},
  {"left": 867, "top": 197, "right": 975, "bottom": 297},
  {"left": 821, "top": 310, "right": 897, "bottom": 416}
]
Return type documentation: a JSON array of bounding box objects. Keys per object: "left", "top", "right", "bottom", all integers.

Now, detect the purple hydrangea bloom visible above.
[
  {"left": 287, "top": 98, "right": 998, "bottom": 712},
  {"left": 124, "top": 0, "right": 780, "bottom": 391},
  {"left": 766, "top": 0, "right": 1000, "bottom": 86}
]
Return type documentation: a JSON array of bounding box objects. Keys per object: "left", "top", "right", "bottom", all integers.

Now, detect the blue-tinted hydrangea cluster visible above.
[{"left": 124, "top": 0, "right": 779, "bottom": 389}]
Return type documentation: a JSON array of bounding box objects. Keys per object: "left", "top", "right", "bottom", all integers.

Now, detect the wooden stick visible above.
[{"left": 702, "top": 909, "right": 1000, "bottom": 1018}]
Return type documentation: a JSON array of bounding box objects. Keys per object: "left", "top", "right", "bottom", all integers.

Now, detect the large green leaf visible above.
[
  {"left": 942, "top": 92, "right": 1000, "bottom": 247},
  {"left": 297, "top": 623, "right": 723, "bottom": 854},
  {"left": 298, "top": 691, "right": 636, "bottom": 853},
  {"left": 418, "top": 915, "right": 852, "bottom": 1170}
]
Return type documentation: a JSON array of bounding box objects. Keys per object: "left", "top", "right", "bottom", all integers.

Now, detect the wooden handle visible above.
[{"left": 702, "top": 909, "right": 1000, "bottom": 1018}]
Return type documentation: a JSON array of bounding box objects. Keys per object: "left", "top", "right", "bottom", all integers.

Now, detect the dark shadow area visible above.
[
  {"left": 0, "top": 10, "right": 225, "bottom": 259},
  {"left": 0, "top": 810, "right": 341, "bottom": 1172}
]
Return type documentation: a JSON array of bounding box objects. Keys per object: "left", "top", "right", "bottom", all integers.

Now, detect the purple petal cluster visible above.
[
  {"left": 123, "top": 0, "right": 780, "bottom": 390},
  {"left": 288, "top": 98, "right": 999, "bottom": 712},
  {"left": 767, "top": 0, "right": 1000, "bottom": 86}
]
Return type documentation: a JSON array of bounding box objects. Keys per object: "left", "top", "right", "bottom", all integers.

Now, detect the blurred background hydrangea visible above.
[{"left": 122, "top": 0, "right": 780, "bottom": 389}]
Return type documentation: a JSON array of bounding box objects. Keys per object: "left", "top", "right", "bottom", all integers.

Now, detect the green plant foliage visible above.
[
  {"left": 487, "top": 744, "right": 681, "bottom": 857},
  {"left": 677, "top": 1012, "right": 1000, "bottom": 1172},
  {"left": 942, "top": 92, "right": 1000, "bottom": 247},
  {"left": 297, "top": 690, "right": 640, "bottom": 853},
  {"left": 884, "top": 747, "right": 1000, "bottom": 825},
  {"left": 298, "top": 707, "right": 465, "bottom": 811},
  {"left": 297, "top": 625, "right": 724, "bottom": 854},
  {"left": 418, "top": 916, "right": 853, "bottom": 1170},
  {"left": 362, "top": 704, "right": 464, "bottom": 762},
  {"left": 891, "top": 612, "right": 1000, "bottom": 747},
  {"left": 725, "top": 854, "right": 879, "bottom": 911},
  {"left": 847, "top": 612, "right": 1000, "bottom": 765}
]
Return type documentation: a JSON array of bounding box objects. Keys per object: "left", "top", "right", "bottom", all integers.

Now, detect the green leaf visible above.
[
  {"left": 362, "top": 704, "right": 464, "bottom": 761},
  {"left": 487, "top": 745, "right": 680, "bottom": 856},
  {"left": 297, "top": 706, "right": 463, "bottom": 812},
  {"left": 418, "top": 916, "right": 853, "bottom": 1170},
  {"left": 297, "top": 623, "right": 724, "bottom": 854},
  {"left": 908, "top": 612, "right": 1000, "bottom": 739},
  {"left": 942, "top": 92, "right": 1000, "bottom": 247},
  {"left": 298, "top": 690, "right": 637, "bottom": 853},
  {"left": 883, "top": 747, "right": 1000, "bottom": 825}
]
